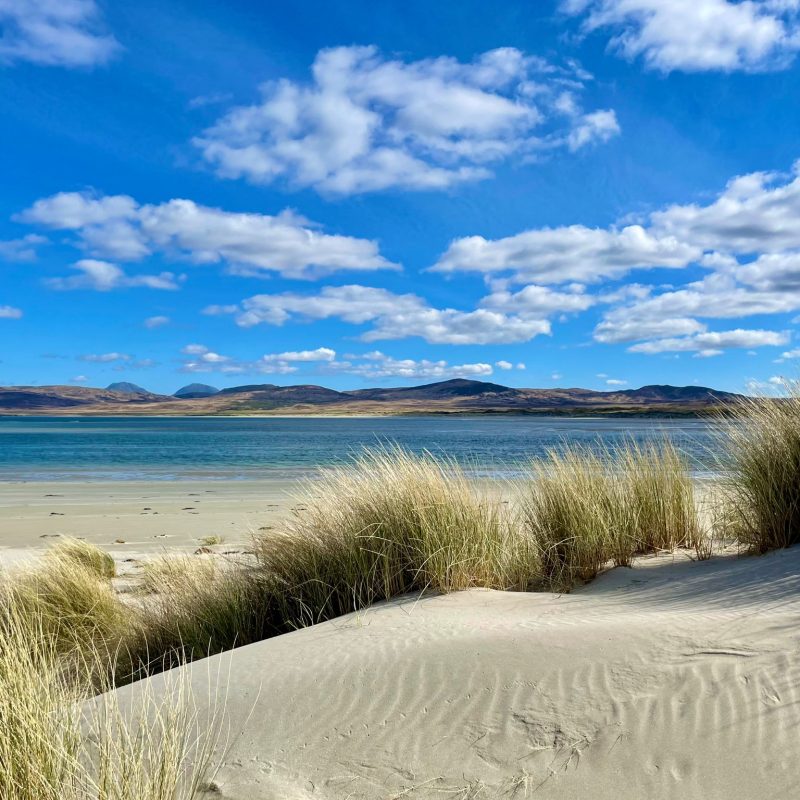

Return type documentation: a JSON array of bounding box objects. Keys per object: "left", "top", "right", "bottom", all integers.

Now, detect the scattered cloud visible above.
[
  {"left": 46, "top": 259, "right": 182, "bottom": 291},
  {"left": 19, "top": 192, "right": 398, "bottom": 280},
  {"left": 0, "top": 304, "right": 22, "bottom": 319},
  {"left": 328, "top": 351, "right": 495, "bottom": 380},
  {"left": 0, "top": 234, "right": 46, "bottom": 261},
  {"left": 0, "top": 0, "right": 120, "bottom": 68},
  {"left": 628, "top": 328, "right": 789, "bottom": 355},
  {"left": 179, "top": 344, "right": 337, "bottom": 375},
  {"left": 433, "top": 224, "right": 698, "bottom": 285},
  {"left": 263, "top": 347, "right": 336, "bottom": 363},
  {"left": 144, "top": 315, "right": 170, "bottom": 328},
  {"left": 193, "top": 45, "right": 619, "bottom": 195},
  {"left": 605, "top": 378, "right": 627, "bottom": 386},
  {"left": 79, "top": 352, "right": 130, "bottom": 363},
  {"left": 495, "top": 360, "right": 513, "bottom": 370},
  {"left": 206, "top": 284, "right": 553, "bottom": 345},
  {"left": 70, "top": 375, "right": 88, "bottom": 383},
  {"left": 563, "top": 0, "right": 800, "bottom": 73}
]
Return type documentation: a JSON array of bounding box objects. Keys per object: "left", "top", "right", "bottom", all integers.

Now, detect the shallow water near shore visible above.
[{"left": 0, "top": 415, "right": 720, "bottom": 482}]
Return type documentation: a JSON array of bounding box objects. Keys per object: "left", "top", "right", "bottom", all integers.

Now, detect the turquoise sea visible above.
[{"left": 0, "top": 416, "right": 720, "bottom": 482}]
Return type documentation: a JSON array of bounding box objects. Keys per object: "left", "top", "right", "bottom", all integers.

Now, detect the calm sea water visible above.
[{"left": 0, "top": 416, "right": 721, "bottom": 482}]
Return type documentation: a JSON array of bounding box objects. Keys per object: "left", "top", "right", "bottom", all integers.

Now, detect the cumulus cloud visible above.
[
  {"left": 0, "top": 304, "right": 23, "bottom": 319},
  {"left": 262, "top": 347, "right": 336, "bottom": 363},
  {"left": 179, "top": 344, "right": 337, "bottom": 375},
  {"left": 144, "top": 315, "right": 170, "bottom": 329},
  {"left": 628, "top": 328, "right": 789, "bottom": 355},
  {"left": 206, "top": 284, "right": 552, "bottom": 345},
  {"left": 430, "top": 158, "right": 800, "bottom": 355},
  {"left": 495, "top": 360, "right": 513, "bottom": 370},
  {"left": 563, "top": 0, "right": 800, "bottom": 73},
  {"left": 433, "top": 224, "right": 699, "bottom": 284},
  {"left": 605, "top": 378, "right": 627, "bottom": 386},
  {"left": 79, "top": 352, "right": 130, "bottom": 363},
  {"left": 0, "top": 234, "right": 46, "bottom": 261},
  {"left": 192, "top": 45, "right": 619, "bottom": 195},
  {"left": 329, "top": 351, "right": 495, "bottom": 380},
  {"left": 0, "top": 0, "right": 120, "bottom": 68},
  {"left": 45, "top": 259, "right": 181, "bottom": 291},
  {"left": 18, "top": 192, "right": 398, "bottom": 280}
]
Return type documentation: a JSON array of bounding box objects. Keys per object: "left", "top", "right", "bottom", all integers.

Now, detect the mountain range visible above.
[{"left": 0, "top": 379, "right": 741, "bottom": 416}]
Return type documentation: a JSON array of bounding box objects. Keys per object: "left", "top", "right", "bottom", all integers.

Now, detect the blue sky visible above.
[{"left": 3, "top": 0, "right": 800, "bottom": 394}]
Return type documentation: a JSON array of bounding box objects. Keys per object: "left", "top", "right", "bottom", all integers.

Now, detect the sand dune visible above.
[{"left": 108, "top": 549, "right": 800, "bottom": 799}]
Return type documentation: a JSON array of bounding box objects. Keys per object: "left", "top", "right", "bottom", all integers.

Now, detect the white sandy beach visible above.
[
  {"left": 103, "top": 547, "right": 800, "bottom": 800},
  {"left": 0, "top": 479, "right": 295, "bottom": 564}
]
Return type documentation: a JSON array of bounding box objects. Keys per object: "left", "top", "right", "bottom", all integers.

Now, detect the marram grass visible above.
[
  {"left": 717, "top": 383, "right": 800, "bottom": 552},
  {"left": 253, "top": 446, "right": 539, "bottom": 627},
  {"left": 0, "top": 587, "right": 215, "bottom": 800},
  {"left": 517, "top": 440, "right": 702, "bottom": 589}
]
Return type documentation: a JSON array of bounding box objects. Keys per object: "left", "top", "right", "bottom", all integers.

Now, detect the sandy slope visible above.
[{"left": 110, "top": 549, "right": 800, "bottom": 799}]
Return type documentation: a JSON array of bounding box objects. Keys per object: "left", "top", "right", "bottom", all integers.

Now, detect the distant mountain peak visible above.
[
  {"left": 106, "top": 381, "right": 149, "bottom": 394},
  {"left": 174, "top": 383, "right": 219, "bottom": 398}
]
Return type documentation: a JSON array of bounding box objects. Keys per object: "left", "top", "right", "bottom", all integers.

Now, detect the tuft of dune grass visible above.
[
  {"left": 517, "top": 441, "right": 701, "bottom": 589},
  {"left": 717, "top": 385, "right": 800, "bottom": 552},
  {"left": 253, "top": 446, "right": 538, "bottom": 628},
  {"left": 135, "top": 555, "right": 277, "bottom": 669},
  {"left": 2, "top": 551, "right": 133, "bottom": 665},
  {"left": 622, "top": 440, "right": 702, "bottom": 554},
  {"left": 48, "top": 537, "right": 116, "bottom": 579},
  {"left": 0, "top": 595, "right": 214, "bottom": 800}
]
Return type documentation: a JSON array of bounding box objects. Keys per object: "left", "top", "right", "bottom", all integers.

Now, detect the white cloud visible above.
[
  {"left": 433, "top": 224, "right": 699, "bottom": 284},
  {"left": 45, "top": 259, "right": 181, "bottom": 291},
  {"left": 480, "top": 283, "right": 596, "bottom": 313},
  {"left": 193, "top": 45, "right": 619, "bottom": 195},
  {"left": 517, "top": 363, "right": 527, "bottom": 370},
  {"left": 495, "top": 360, "right": 513, "bottom": 370},
  {"left": 605, "top": 378, "right": 627, "bottom": 385},
  {"left": 19, "top": 192, "right": 398, "bottom": 280},
  {"left": 628, "top": 328, "right": 789, "bottom": 355},
  {"left": 566, "top": 109, "right": 620, "bottom": 150},
  {"left": 208, "top": 284, "right": 552, "bottom": 345},
  {"left": 650, "top": 163, "right": 800, "bottom": 254},
  {"left": 0, "top": 304, "right": 22, "bottom": 319},
  {"left": 79, "top": 352, "right": 130, "bottom": 363},
  {"left": 551, "top": 372, "right": 563, "bottom": 380},
  {"left": 179, "top": 344, "right": 338, "bottom": 375},
  {"left": 433, "top": 161, "right": 800, "bottom": 296},
  {"left": 144, "top": 315, "right": 170, "bottom": 329},
  {"left": 594, "top": 315, "right": 707, "bottom": 343},
  {"left": 0, "top": 234, "right": 46, "bottom": 261},
  {"left": 181, "top": 344, "right": 209, "bottom": 355},
  {"left": 262, "top": 347, "right": 336, "bottom": 363},
  {"left": 329, "top": 351, "right": 494, "bottom": 380},
  {"left": 564, "top": 0, "right": 800, "bottom": 73},
  {"left": 0, "top": 0, "right": 120, "bottom": 68},
  {"left": 70, "top": 375, "right": 88, "bottom": 383}
]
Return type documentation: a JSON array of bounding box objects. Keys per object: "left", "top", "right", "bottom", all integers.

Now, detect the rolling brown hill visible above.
[{"left": 0, "top": 379, "right": 741, "bottom": 416}]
